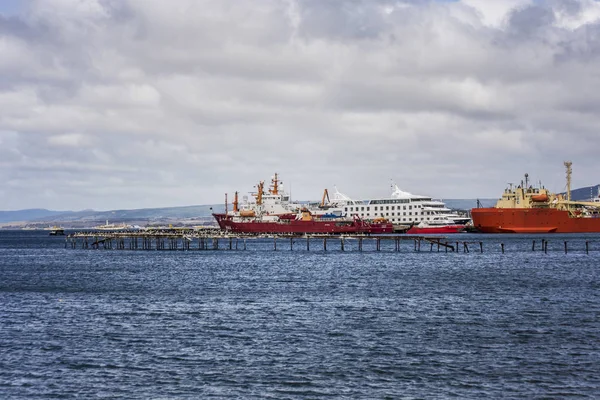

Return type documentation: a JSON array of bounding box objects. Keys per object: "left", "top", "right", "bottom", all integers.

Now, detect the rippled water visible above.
[{"left": 1, "top": 231, "right": 600, "bottom": 398}]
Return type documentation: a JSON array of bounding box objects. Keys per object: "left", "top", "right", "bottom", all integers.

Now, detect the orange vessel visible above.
[{"left": 471, "top": 162, "right": 600, "bottom": 233}]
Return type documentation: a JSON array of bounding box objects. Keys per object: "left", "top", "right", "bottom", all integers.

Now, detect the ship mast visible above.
[
  {"left": 233, "top": 191, "right": 239, "bottom": 212},
  {"left": 564, "top": 160, "right": 572, "bottom": 210},
  {"left": 225, "top": 193, "right": 228, "bottom": 215},
  {"left": 270, "top": 173, "right": 279, "bottom": 195}
]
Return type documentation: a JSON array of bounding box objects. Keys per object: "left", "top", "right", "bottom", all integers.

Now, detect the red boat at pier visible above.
[{"left": 406, "top": 216, "right": 467, "bottom": 234}]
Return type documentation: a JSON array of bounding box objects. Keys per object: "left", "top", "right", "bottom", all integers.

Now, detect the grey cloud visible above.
[
  {"left": 295, "top": 0, "right": 389, "bottom": 40},
  {"left": 507, "top": 5, "right": 556, "bottom": 38}
]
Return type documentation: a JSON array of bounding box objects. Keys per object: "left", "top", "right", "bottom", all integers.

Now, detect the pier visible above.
[
  {"left": 65, "top": 230, "right": 459, "bottom": 252},
  {"left": 62, "top": 229, "right": 599, "bottom": 254},
  {"left": 58, "top": 229, "right": 600, "bottom": 254}
]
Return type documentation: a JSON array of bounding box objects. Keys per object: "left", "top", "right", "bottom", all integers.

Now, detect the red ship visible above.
[
  {"left": 471, "top": 162, "right": 600, "bottom": 233},
  {"left": 213, "top": 211, "right": 393, "bottom": 234},
  {"left": 406, "top": 216, "right": 466, "bottom": 234},
  {"left": 213, "top": 173, "right": 394, "bottom": 235}
]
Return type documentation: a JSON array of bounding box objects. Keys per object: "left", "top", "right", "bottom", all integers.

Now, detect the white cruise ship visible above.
[{"left": 326, "top": 185, "right": 471, "bottom": 226}]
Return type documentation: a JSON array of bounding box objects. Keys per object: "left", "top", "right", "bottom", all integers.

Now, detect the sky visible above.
[{"left": 2, "top": 0, "right": 600, "bottom": 211}]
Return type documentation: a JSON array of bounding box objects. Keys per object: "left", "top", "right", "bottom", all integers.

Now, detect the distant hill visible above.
[
  {"left": 563, "top": 184, "right": 600, "bottom": 201},
  {"left": 0, "top": 209, "right": 71, "bottom": 223},
  {"left": 0, "top": 205, "right": 226, "bottom": 227},
  {"left": 444, "top": 199, "right": 496, "bottom": 210},
  {"left": 34, "top": 204, "right": 225, "bottom": 222}
]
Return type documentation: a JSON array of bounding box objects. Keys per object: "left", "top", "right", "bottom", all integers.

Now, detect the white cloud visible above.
[
  {"left": 1, "top": 0, "right": 600, "bottom": 210},
  {"left": 47, "top": 133, "right": 86, "bottom": 147}
]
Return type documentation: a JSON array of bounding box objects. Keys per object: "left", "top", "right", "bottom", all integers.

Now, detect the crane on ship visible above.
[
  {"left": 553, "top": 161, "right": 600, "bottom": 214},
  {"left": 320, "top": 189, "right": 330, "bottom": 208},
  {"left": 564, "top": 161, "right": 572, "bottom": 211},
  {"left": 252, "top": 181, "right": 265, "bottom": 205}
]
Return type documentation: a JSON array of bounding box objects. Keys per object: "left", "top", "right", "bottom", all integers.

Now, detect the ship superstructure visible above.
[{"left": 333, "top": 184, "right": 471, "bottom": 227}]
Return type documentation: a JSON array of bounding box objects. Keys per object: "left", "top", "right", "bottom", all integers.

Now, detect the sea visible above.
[{"left": 1, "top": 230, "right": 600, "bottom": 399}]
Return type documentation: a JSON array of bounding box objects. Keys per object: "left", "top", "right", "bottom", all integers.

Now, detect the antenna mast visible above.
[{"left": 564, "top": 161, "right": 572, "bottom": 209}]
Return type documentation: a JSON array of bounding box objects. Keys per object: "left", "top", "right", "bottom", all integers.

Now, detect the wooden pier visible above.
[
  {"left": 64, "top": 230, "right": 598, "bottom": 254},
  {"left": 65, "top": 229, "right": 458, "bottom": 252}
]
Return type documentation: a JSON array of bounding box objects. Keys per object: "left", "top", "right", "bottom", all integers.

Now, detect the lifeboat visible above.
[
  {"left": 278, "top": 213, "right": 297, "bottom": 220},
  {"left": 239, "top": 210, "right": 256, "bottom": 217},
  {"left": 531, "top": 193, "right": 548, "bottom": 202},
  {"left": 300, "top": 208, "right": 314, "bottom": 221}
]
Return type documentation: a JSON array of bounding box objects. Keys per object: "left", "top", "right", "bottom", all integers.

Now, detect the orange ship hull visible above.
[{"left": 471, "top": 208, "right": 600, "bottom": 233}]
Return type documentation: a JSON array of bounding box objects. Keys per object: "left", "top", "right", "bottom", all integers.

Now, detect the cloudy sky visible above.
[{"left": 1, "top": 0, "right": 600, "bottom": 211}]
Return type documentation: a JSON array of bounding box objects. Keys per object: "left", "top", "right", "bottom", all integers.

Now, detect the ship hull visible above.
[
  {"left": 213, "top": 214, "right": 393, "bottom": 234},
  {"left": 471, "top": 208, "right": 600, "bottom": 233},
  {"left": 406, "top": 225, "right": 466, "bottom": 234}
]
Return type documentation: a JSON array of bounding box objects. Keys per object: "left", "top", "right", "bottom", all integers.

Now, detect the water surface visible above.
[{"left": 1, "top": 231, "right": 599, "bottom": 398}]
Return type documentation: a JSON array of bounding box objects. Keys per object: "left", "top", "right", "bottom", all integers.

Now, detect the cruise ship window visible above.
[
  {"left": 361, "top": 207, "right": 364, "bottom": 211},
  {"left": 366, "top": 207, "right": 370, "bottom": 211},
  {"left": 409, "top": 206, "right": 412, "bottom": 210},
  {"left": 374, "top": 206, "right": 378, "bottom": 211},
  {"left": 391, "top": 206, "right": 395, "bottom": 210},
  {"left": 392, "top": 212, "right": 395, "bottom": 216},
  {"left": 345, "top": 207, "right": 348, "bottom": 212},
  {"left": 386, "top": 213, "right": 389, "bottom": 216},
  {"left": 403, "top": 212, "right": 406, "bottom": 216},
  {"left": 386, "top": 206, "right": 389, "bottom": 210},
  {"left": 409, "top": 212, "right": 412, "bottom": 215},
  {"left": 403, "top": 206, "right": 406, "bottom": 210}
]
